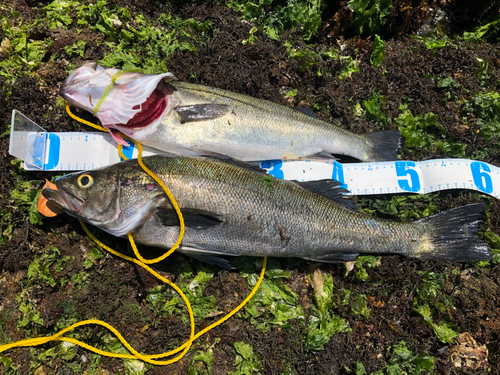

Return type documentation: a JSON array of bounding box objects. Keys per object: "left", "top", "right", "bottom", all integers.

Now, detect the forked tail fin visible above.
[
  {"left": 361, "top": 129, "right": 402, "bottom": 161},
  {"left": 415, "top": 203, "right": 491, "bottom": 262}
]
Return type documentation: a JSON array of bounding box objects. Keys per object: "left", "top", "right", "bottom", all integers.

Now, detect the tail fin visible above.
[
  {"left": 361, "top": 130, "right": 402, "bottom": 161},
  {"left": 416, "top": 204, "right": 491, "bottom": 262}
]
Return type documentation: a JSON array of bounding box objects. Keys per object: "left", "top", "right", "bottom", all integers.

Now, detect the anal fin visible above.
[{"left": 303, "top": 252, "right": 360, "bottom": 263}]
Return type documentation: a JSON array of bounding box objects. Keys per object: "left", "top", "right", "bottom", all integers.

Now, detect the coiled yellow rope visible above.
[{"left": 0, "top": 101, "right": 267, "bottom": 366}]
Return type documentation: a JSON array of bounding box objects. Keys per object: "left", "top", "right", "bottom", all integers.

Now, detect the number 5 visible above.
[{"left": 395, "top": 161, "right": 420, "bottom": 192}]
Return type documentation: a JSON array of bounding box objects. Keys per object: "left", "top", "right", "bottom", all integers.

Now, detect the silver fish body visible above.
[
  {"left": 60, "top": 63, "right": 401, "bottom": 162},
  {"left": 42, "top": 156, "right": 491, "bottom": 266}
]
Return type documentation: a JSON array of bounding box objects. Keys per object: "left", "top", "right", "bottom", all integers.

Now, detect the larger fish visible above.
[
  {"left": 60, "top": 63, "right": 401, "bottom": 162},
  {"left": 42, "top": 155, "right": 491, "bottom": 267}
]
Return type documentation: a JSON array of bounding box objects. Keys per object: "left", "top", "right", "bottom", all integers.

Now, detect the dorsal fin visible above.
[
  {"left": 296, "top": 179, "right": 358, "bottom": 210},
  {"left": 294, "top": 107, "right": 318, "bottom": 118}
]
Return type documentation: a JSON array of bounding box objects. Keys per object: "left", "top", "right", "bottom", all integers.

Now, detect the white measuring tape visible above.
[{"left": 9, "top": 110, "right": 500, "bottom": 199}]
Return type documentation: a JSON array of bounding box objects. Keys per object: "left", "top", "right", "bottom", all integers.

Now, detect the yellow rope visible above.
[
  {"left": 0, "top": 103, "right": 267, "bottom": 367},
  {"left": 66, "top": 102, "right": 107, "bottom": 132}
]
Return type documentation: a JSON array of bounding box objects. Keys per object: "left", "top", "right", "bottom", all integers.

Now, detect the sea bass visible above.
[
  {"left": 42, "top": 155, "right": 491, "bottom": 267},
  {"left": 60, "top": 63, "right": 401, "bottom": 162}
]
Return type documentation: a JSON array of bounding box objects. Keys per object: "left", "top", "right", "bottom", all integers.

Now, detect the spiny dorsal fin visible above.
[{"left": 296, "top": 179, "right": 358, "bottom": 210}]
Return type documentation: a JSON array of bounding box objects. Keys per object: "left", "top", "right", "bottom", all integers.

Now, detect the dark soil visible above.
[{"left": 1, "top": 1, "right": 499, "bottom": 374}]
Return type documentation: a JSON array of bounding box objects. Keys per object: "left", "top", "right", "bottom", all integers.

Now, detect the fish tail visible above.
[
  {"left": 361, "top": 130, "right": 402, "bottom": 161},
  {"left": 413, "top": 203, "right": 492, "bottom": 262}
]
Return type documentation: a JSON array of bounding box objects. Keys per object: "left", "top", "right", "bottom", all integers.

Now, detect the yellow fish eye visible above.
[{"left": 77, "top": 174, "right": 94, "bottom": 189}]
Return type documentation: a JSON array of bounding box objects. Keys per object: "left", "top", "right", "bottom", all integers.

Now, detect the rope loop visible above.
[{"left": 0, "top": 103, "right": 267, "bottom": 367}]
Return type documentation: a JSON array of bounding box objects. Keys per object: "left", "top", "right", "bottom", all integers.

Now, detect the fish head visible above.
[
  {"left": 42, "top": 163, "right": 164, "bottom": 237},
  {"left": 60, "top": 62, "right": 179, "bottom": 143}
]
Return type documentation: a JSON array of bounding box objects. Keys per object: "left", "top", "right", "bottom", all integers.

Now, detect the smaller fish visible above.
[
  {"left": 42, "top": 156, "right": 491, "bottom": 268},
  {"left": 60, "top": 63, "right": 402, "bottom": 162}
]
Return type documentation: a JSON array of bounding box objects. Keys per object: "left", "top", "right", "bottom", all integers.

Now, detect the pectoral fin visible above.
[
  {"left": 107, "top": 127, "right": 130, "bottom": 146},
  {"left": 156, "top": 208, "right": 223, "bottom": 229},
  {"left": 175, "top": 104, "right": 230, "bottom": 123}
]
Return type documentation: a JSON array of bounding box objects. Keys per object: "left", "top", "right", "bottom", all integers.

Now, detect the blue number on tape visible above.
[
  {"left": 44, "top": 134, "right": 60, "bottom": 170},
  {"left": 395, "top": 161, "right": 420, "bottom": 192},
  {"left": 470, "top": 161, "right": 493, "bottom": 194},
  {"left": 261, "top": 160, "right": 284, "bottom": 180},
  {"left": 332, "top": 161, "right": 346, "bottom": 189}
]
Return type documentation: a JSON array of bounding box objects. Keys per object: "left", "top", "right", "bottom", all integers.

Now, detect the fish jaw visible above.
[
  {"left": 42, "top": 187, "right": 84, "bottom": 214},
  {"left": 60, "top": 62, "right": 178, "bottom": 138}
]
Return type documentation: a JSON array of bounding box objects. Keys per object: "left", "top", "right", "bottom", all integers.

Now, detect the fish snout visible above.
[{"left": 42, "top": 188, "right": 85, "bottom": 214}]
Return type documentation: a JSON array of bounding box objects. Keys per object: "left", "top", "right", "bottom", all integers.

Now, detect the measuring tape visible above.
[
  {"left": 9, "top": 110, "right": 500, "bottom": 199},
  {"left": 261, "top": 158, "right": 499, "bottom": 198}
]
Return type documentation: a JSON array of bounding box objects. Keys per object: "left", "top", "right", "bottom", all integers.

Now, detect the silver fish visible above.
[
  {"left": 60, "top": 63, "right": 401, "bottom": 162},
  {"left": 42, "top": 155, "right": 491, "bottom": 268}
]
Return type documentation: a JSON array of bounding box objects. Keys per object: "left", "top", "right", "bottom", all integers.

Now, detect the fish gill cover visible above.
[{"left": 1, "top": 0, "right": 500, "bottom": 373}]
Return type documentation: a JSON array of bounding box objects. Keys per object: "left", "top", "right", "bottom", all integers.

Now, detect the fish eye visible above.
[{"left": 77, "top": 174, "right": 94, "bottom": 189}]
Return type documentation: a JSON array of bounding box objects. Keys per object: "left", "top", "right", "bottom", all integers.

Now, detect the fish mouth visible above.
[
  {"left": 123, "top": 79, "right": 170, "bottom": 129},
  {"left": 60, "top": 63, "right": 177, "bottom": 131},
  {"left": 42, "top": 188, "right": 85, "bottom": 214}
]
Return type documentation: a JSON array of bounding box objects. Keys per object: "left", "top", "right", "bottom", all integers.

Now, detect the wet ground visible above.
[{"left": 1, "top": 1, "right": 500, "bottom": 374}]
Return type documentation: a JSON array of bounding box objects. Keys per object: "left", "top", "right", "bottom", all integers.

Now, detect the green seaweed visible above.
[
  {"left": 99, "top": 334, "right": 154, "bottom": 375},
  {"left": 394, "top": 104, "right": 466, "bottom": 157},
  {"left": 412, "top": 271, "right": 458, "bottom": 343},
  {"left": 284, "top": 40, "right": 359, "bottom": 79},
  {"left": 384, "top": 341, "right": 435, "bottom": 374},
  {"left": 70, "top": 0, "right": 211, "bottom": 73},
  {"left": 370, "top": 34, "right": 385, "bottom": 67},
  {"left": 239, "top": 259, "right": 305, "bottom": 332},
  {"left": 146, "top": 268, "right": 218, "bottom": 324},
  {"left": 64, "top": 40, "right": 87, "bottom": 58},
  {"left": 361, "top": 88, "right": 390, "bottom": 125},
  {"left": 358, "top": 194, "right": 439, "bottom": 221},
  {"left": 350, "top": 294, "right": 370, "bottom": 318},
  {"left": 347, "top": 0, "right": 393, "bottom": 36},
  {"left": 0, "top": 11, "right": 52, "bottom": 83},
  {"left": 305, "top": 270, "right": 351, "bottom": 351},
  {"left": 227, "top": 0, "right": 322, "bottom": 41},
  {"left": 229, "top": 341, "right": 262, "bottom": 375},
  {"left": 42, "top": 0, "right": 79, "bottom": 29},
  {"left": 15, "top": 290, "right": 44, "bottom": 335},
  {"left": 188, "top": 341, "right": 217, "bottom": 375},
  {"left": 461, "top": 91, "right": 500, "bottom": 140},
  {"left": 354, "top": 255, "right": 381, "bottom": 282},
  {"left": 27, "top": 246, "right": 72, "bottom": 288},
  {"left": 350, "top": 341, "right": 435, "bottom": 374}
]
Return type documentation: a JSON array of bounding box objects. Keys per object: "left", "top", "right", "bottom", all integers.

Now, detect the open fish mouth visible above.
[
  {"left": 124, "top": 79, "right": 170, "bottom": 129},
  {"left": 60, "top": 63, "right": 178, "bottom": 133},
  {"left": 42, "top": 188, "right": 85, "bottom": 214}
]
